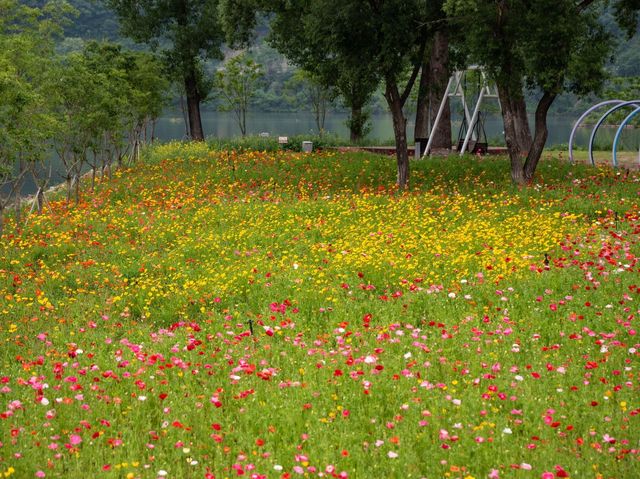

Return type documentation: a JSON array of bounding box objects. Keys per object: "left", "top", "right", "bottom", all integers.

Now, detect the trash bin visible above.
[{"left": 302, "top": 141, "right": 313, "bottom": 153}]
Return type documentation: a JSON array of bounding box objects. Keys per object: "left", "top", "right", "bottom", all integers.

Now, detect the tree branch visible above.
[
  {"left": 576, "top": 0, "right": 596, "bottom": 12},
  {"left": 399, "top": 35, "right": 428, "bottom": 107}
]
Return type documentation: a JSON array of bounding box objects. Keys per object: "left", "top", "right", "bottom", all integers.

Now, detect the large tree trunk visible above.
[
  {"left": 523, "top": 91, "right": 557, "bottom": 181},
  {"left": 184, "top": 68, "right": 205, "bottom": 141},
  {"left": 415, "top": 30, "right": 451, "bottom": 150},
  {"left": 385, "top": 81, "right": 410, "bottom": 189},
  {"left": 497, "top": 84, "right": 532, "bottom": 184}
]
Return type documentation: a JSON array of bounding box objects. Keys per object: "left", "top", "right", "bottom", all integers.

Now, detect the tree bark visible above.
[
  {"left": 184, "top": 67, "right": 205, "bottom": 141},
  {"left": 383, "top": 35, "right": 426, "bottom": 189},
  {"left": 350, "top": 105, "right": 361, "bottom": 142},
  {"left": 497, "top": 83, "right": 532, "bottom": 184},
  {"left": 349, "top": 104, "right": 368, "bottom": 142},
  {"left": 523, "top": 91, "right": 557, "bottom": 181},
  {"left": 36, "top": 187, "right": 44, "bottom": 215},
  {"left": 385, "top": 81, "right": 410, "bottom": 189},
  {"left": 415, "top": 31, "right": 451, "bottom": 150},
  {"left": 414, "top": 58, "right": 430, "bottom": 140}
]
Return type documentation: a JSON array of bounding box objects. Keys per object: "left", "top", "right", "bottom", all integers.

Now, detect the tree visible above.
[
  {"left": 414, "top": 1, "right": 453, "bottom": 151},
  {"left": 50, "top": 41, "right": 170, "bottom": 201},
  {"left": 264, "top": 0, "right": 430, "bottom": 188},
  {"left": 336, "top": 65, "right": 377, "bottom": 142},
  {"left": 104, "top": 0, "right": 227, "bottom": 141},
  {"left": 414, "top": 30, "right": 452, "bottom": 150},
  {"left": 283, "top": 70, "right": 335, "bottom": 136},
  {"left": 214, "top": 53, "right": 264, "bottom": 137},
  {"left": 125, "top": 51, "right": 171, "bottom": 145},
  {"left": 445, "top": 0, "right": 612, "bottom": 184},
  {"left": 0, "top": 0, "right": 66, "bottom": 234},
  {"left": 266, "top": 3, "right": 380, "bottom": 143}
]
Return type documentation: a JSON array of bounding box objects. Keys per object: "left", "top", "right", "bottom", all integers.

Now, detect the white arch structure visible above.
[{"left": 569, "top": 99, "right": 640, "bottom": 167}]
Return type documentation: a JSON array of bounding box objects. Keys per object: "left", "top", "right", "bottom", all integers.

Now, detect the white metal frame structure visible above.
[{"left": 422, "top": 66, "right": 500, "bottom": 158}]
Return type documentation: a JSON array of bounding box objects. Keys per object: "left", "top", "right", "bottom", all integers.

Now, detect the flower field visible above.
[{"left": 1, "top": 143, "right": 639, "bottom": 479}]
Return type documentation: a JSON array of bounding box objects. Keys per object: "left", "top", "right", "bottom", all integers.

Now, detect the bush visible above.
[{"left": 206, "top": 133, "right": 350, "bottom": 153}]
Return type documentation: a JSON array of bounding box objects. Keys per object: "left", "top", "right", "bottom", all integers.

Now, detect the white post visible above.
[
  {"left": 460, "top": 88, "right": 485, "bottom": 156},
  {"left": 422, "top": 75, "right": 455, "bottom": 158}
]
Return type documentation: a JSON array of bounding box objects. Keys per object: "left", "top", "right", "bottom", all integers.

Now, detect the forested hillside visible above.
[
  {"left": 29, "top": 0, "right": 119, "bottom": 39},
  {"left": 27, "top": 0, "right": 640, "bottom": 114}
]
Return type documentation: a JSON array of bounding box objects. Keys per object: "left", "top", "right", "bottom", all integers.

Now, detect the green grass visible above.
[{"left": 1, "top": 144, "right": 639, "bottom": 479}]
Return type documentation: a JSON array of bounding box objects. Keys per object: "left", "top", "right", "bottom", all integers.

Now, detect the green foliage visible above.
[
  {"left": 104, "top": 0, "right": 229, "bottom": 139},
  {"left": 614, "top": 0, "right": 640, "bottom": 37},
  {"left": 605, "top": 76, "right": 640, "bottom": 100},
  {"left": 446, "top": 0, "right": 609, "bottom": 97},
  {"left": 264, "top": 0, "right": 437, "bottom": 185},
  {"left": 214, "top": 53, "right": 264, "bottom": 136},
  {"left": 0, "top": 0, "right": 65, "bottom": 206},
  {"left": 51, "top": 42, "right": 169, "bottom": 181},
  {"left": 266, "top": 0, "right": 381, "bottom": 139},
  {"left": 218, "top": 0, "right": 259, "bottom": 47},
  {"left": 283, "top": 70, "right": 335, "bottom": 134},
  {"left": 104, "top": 0, "right": 225, "bottom": 63},
  {"left": 444, "top": 0, "right": 619, "bottom": 183},
  {"left": 206, "top": 132, "right": 348, "bottom": 152}
]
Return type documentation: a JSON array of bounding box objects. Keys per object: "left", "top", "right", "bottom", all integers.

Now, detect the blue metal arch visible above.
[
  {"left": 568, "top": 100, "right": 625, "bottom": 164},
  {"left": 612, "top": 106, "right": 640, "bottom": 168},
  {"left": 588, "top": 100, "right": 640, "bottom": 166}
]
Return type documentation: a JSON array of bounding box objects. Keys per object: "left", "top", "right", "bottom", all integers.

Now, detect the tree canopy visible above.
[
  {"left": 214, "top": 53, "right": 264, "bottom": 137},
  {"left": 265, "top": 0, "right": 380, "bottom": 142},
  {"left": 445, "top": 0, "right": 613, "bottom": 183},
  {"left": 104, "top": 0, "right": 228, "bottom": 140}
]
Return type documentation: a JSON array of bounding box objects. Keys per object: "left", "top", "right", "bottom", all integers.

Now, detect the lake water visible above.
[
  {"left": 11, "top": 110, "right": 640, "bottom": 196},
  {"left": 155, "top": 110, "right": 584, "bottom": 146},
  {"left": 157, "top": 110, "right": 639, "bottom": 148}
]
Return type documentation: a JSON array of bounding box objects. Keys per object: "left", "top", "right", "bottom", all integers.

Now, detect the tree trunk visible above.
[
  {"left": 497, "top": 83, "right": 532, "bottom": 184},
  {"left": 179, "top": 95, "right": 189, "bottom": 139},
  {"left": 415, "top": 30, "right": 451, "bottom": 150},
  {"left": 151, "top": 118, "right": 157, "bottom": 142},
  {"left": 349, "top": 104, "right": 368, "bottom": 142},
  {"left": 240, "top": 107, "right": 247, "bottom": 137},
  {"left": 14, "top": 157, "right": 25, "bottom": 228},
  {"left": 74, "top": 173, "right": 80, "bottom": 204},
  {"left": 184, "top": 68, "right": 205, "bottom": 141},
  {"left": 318, "top": 92, "right": 327, "bottom": 136},
  {"left": 523, "top": 91, "right": 557, "bottom": 181},
  {"left": 66, "top": 176, "right": 72, "bottom": 202},
  {"left": 385, "top": 81, "right": 410, "bottom": 189},
  {"left": 14, "top": 194, "right": 20, "bottom": 229},
  {"left": 414, "top": 58, "right": 429, "bottom": 141},
  {"left": 36, "top": 187, "right": 44, "bottom": 215},
  {"left": 320, "top": 99, "right": 326, "bottom": 134}
]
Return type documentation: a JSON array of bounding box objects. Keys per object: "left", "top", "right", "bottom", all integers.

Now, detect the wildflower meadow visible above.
[{"left": 1, "top": 144, "right": 638, "bottom": 479}]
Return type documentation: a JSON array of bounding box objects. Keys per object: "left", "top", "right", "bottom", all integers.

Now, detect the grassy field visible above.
[{"left": 1, "top": 143, "right": 639, "bottom": 479}]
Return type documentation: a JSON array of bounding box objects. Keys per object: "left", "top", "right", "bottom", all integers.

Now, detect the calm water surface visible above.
[{"left": 14, "top": 111, "right": 640, "bottom": 195}]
